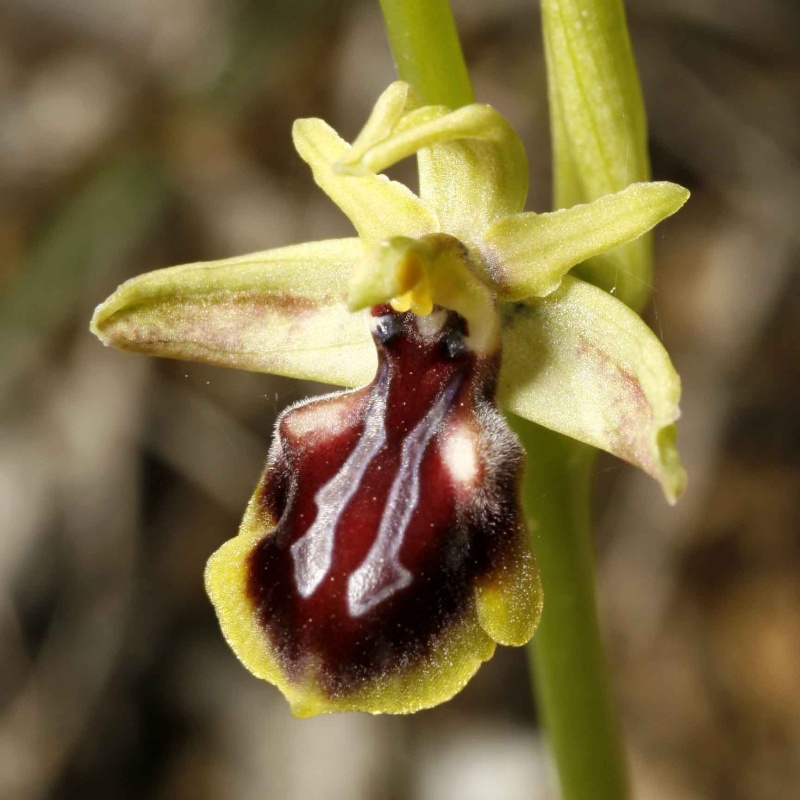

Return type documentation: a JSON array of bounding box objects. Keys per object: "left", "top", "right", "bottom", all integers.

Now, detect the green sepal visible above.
[
  {"left": 91, "top": 239, "right": 375, "bottom": 388},
  {"left": 499, "top": 275, "right": 686, "bottom": 502}
]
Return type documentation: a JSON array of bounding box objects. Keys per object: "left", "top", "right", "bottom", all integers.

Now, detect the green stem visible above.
[
  {"left": 512, "top": 419, "right": 629, "bottom": 800},
  {"left": 378, "top": 0, "right": 474, "bottom": 107},
  {"left": 376, "top": 2, "right": 629, "bottom": 797}
]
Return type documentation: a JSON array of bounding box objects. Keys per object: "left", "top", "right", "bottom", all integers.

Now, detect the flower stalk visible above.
[
  {"left": 378, "top": 0, "right": 474, "bottom": 108},
  {"left": 515, "top": 421, "right": 629, "bottom": 800}
]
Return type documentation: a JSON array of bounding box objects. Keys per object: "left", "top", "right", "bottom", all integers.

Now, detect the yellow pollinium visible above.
[{"left": 390, "top": 277, "right": 434, "bottom": 316}]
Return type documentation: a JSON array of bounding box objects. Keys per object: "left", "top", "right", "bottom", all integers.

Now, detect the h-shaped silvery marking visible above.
[
  {"left": 290, "top": 363, "right": 391, "bottom": 598},
  {"left": 347, "top": 376, "right": 463, "bottom": 617}
]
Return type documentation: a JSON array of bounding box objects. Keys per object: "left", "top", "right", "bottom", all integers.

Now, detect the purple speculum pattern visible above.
[{"left": 247, "top": 304, "right": 526, "bottom": 696}]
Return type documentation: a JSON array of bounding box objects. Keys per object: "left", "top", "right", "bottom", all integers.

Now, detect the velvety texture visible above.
[{"left": 206, "top": 304, "right": 541, "bottom": 714}]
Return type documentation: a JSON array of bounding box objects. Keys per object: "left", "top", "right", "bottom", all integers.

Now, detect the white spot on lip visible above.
[{"left": 442, "top": 424, "right": 480, "bottom": 488}]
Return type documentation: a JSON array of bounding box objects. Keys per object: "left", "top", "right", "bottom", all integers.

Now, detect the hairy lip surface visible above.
[{"left": 245, "top": 306, "right": 526, "bottom": 697}]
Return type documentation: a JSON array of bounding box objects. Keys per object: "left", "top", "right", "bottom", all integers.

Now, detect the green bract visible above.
[{"left": 542, "top": 0, "right": 654, "bottom": 312}]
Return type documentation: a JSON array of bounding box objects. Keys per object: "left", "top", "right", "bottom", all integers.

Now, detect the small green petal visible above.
[
  {"left": 482, "top": 182, "right": 689, "bottom": 301},
  {"left": 292, "top": 117, "right": 436, "bottom": 244},
  {"left": 349, "top": 81, "right": 421, "bottom": 156},
  {"left": 499, "top": 276, "right": 686, "bottom": 502},
  {"left": 91, "top": 239, "right": 375, "bottom": 388},
  {"left": 337, "top": 85, "right": 528, "bottom": 244}
]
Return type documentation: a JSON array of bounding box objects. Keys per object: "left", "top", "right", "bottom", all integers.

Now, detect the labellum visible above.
[{"left": 206, "top": 301, "right": 541, "bottom": 716}]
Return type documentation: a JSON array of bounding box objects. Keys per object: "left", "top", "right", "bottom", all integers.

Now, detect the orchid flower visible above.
[{"left": 91, "top": 81, "right": 687, "bottom": 717}]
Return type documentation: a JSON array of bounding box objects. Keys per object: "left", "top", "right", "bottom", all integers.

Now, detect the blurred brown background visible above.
[{"left": 1, "top": 0, "right": 799, "bottom": 798}]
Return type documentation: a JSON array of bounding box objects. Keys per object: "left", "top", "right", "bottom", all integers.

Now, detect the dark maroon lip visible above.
[{"left": 246, "top": 306, "right": 526, "bottom": 696}]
